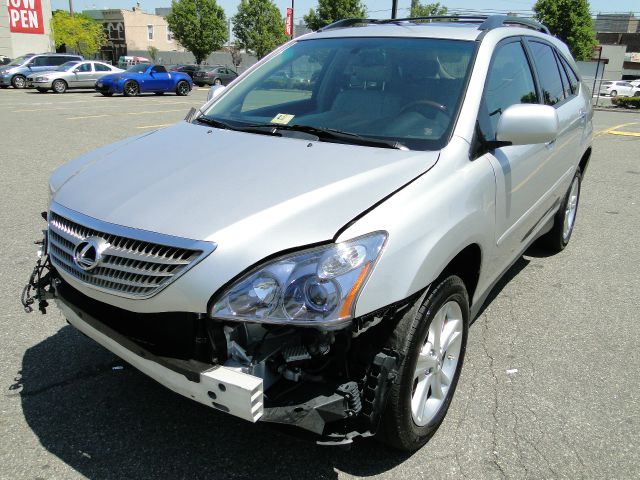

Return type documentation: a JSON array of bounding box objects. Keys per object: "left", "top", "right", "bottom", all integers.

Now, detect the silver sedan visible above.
[{"left": 26, "top": 61, "right": 123, "bottom": 93}]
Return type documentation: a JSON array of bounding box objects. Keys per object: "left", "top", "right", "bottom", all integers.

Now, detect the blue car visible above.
[{"left": 95, "top": 63, "right": 192, "bottom": 97}]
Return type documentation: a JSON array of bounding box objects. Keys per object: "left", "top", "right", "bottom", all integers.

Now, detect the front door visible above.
[
  {"left": 477, "top": 38, "right": 557, "bottom": 272},
  {"left": 144, "top": 65, "right": 172, "bottom": 92},
  {"left": 70, "top": 63, "right": 95, "bottom": 87}
]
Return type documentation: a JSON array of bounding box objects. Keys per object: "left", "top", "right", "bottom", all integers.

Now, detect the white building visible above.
[{"left": 0, "top": 0, "right": 53, "bottom": 58}]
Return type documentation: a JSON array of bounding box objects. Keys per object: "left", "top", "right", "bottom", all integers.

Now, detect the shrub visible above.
[{"left": 611, "top": 96, "right": 640, "bottom": 108}]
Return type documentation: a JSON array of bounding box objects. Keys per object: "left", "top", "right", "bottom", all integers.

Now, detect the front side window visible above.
[
  {"left": 480, "top": 40, "right": 538, "bottom": 140},
  {"left": 151, "top": 65, "right": 167, "bottom": 74},
  {"left": 529, "top": 41, "right": 565, "bottom": 106},
  {"left": 75, "top": 63, "right": 92, "bottom": 73},
  {"left": 202, "top": 37, "right": 476, "bottom": 151}
]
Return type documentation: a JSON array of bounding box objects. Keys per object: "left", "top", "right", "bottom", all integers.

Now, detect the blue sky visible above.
[{"left": 51, "top": 0, "right": 640, "bottom": 20}]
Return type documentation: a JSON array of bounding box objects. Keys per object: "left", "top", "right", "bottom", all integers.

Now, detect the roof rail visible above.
[
  {"left": 318, "top": 18, "right": 381, "bottom": 32},
  {"left": 478, "top": 15, "right": 549, "bottom": 34},
  {"left": 318, "top": 15, "right": 549, "bottom": 34}
]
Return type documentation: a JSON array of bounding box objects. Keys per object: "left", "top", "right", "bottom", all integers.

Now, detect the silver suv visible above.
[{"left": 24, "top": 16, "right": 592, "bottom": 451}]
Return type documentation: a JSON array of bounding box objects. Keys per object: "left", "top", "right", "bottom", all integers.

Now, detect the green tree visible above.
[
  {"left": 51, "top": 11, "right": 106, "bottom": 56},
  {"left": 233, "top": 0, "right": 287, "bottom": 59},
  {"left": 167, "top": 0, "right": 228, "bottom": 64},
  {"left": 410, "top": 1, "right": 448, "bottom": 17},
  {"left": 533, "top": 0, "right": 596, "bottom": 61},
  {"left": 304, "top": 0, "right": 366, "bottom": 31}
]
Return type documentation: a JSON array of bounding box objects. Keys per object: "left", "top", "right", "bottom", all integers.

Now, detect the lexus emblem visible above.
[{"left": 73, "top": 237, "right": 109, "bottom": 272}]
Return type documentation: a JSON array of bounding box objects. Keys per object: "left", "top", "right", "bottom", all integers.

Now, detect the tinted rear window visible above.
[{"left": 529, "top": 41, "right": 565, "bottom": 106}]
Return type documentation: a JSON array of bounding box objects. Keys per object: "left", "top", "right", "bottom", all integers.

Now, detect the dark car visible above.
[
  {"left": 169, "top": 64, "right": 198, "bottom": 79},
  {"left": 193, "top": 65, "right": 238, "bottom": 87},
  {"left": 95, "top": 63, "right": 192, "bottom": 97}
]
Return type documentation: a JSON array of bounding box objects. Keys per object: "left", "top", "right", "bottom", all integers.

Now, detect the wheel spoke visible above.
[
  {"left": 439, "top": 368, "right": 451, "bottom": 387},
  {"left": 430, "top": 308, "right": 445, "bottom": 352},
  {"left": 412, "top": 375, "right": 432, "bottom": 422},
  {"left": 441, "top": 318, "right": 462, "bottom": 354},
  {"left": 431, "top": 375, "right": 445, "bottom": 400}
]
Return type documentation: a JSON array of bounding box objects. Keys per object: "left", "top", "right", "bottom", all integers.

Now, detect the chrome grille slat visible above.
[{"left": 47, "top": 203, "right": 216, "bottom": 299}]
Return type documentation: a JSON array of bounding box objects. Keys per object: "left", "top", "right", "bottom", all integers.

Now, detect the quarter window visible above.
[
  {"left": 481, "top": 41, "right": 538, "bottom": 139},
  {"left": 529, "top": 41, "right": 565, "bottom": 106}
]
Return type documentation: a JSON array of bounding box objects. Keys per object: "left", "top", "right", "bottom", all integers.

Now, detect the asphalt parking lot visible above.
[{"left": 1, "top": 88, "right": 639, "bottom": 479}]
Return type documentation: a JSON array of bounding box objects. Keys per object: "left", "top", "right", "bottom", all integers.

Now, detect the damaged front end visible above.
[{"left": 22, "top": 222, "right": 407, "bottom": 446}]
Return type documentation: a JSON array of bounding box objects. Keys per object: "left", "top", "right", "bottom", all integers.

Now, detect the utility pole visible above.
[
  {"left": 291, "top": 0, "right": 295, "bottom": 39},
  {"left": 391, "top": 0, "right": 398, "bottom": 19},
  {"left": 69, "top": 0, "right": 74, "bottom": 17}
]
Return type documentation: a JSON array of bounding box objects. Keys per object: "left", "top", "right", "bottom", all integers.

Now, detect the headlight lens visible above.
[
  {"left": 35, "top": 76, "right": 47, "bottom": 81},
  {"left": 211, "top": 232, "right": 387, "bottom": 329}
]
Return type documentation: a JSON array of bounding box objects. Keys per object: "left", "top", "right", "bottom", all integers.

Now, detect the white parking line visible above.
[
  {"left": 67, "top": 114, "right": 110, "bottom": 120},
  {"left": 136, "top": 124, "right": 172, "bottom": 129}
]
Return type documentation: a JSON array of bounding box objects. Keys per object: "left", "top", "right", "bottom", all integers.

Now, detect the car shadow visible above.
[{"left": 17, "top": 325, "right": 411, "bottom": 480}]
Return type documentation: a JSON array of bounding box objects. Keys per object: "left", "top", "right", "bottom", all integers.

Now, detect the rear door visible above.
[{"left": 525, "top": 39, "right": 584, "bottom": 204}]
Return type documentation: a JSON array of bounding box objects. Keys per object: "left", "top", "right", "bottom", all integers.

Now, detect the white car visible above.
[
  {"left": 24, "top": 15, "right": 592, "bottom": 451},
  {"left": 599, "top": 80, "right": 640, "bottom": 97}
]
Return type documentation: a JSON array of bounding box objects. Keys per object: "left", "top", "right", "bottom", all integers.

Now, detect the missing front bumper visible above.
[{"left": 56, "top": 297, "right": 264, "bottom": 423}]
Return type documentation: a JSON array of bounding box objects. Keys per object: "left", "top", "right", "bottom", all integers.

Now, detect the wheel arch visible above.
[
  {"left": 438, "top": 243, "right": 482, "bottom": 307},
  {"left": 578, "top": 147, "right": 591, "bottom": 176}
]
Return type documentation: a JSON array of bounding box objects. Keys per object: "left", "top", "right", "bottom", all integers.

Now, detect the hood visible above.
[{"left": 52, "top": 121, "right": 438, "bottom": 248}]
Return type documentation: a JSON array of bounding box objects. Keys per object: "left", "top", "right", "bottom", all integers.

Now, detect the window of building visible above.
[
  {"left": 167, "top": 26, "right": 174, "bottom": 42},
  {"left": 147, "top": 25, "right": 154, "bottom": 40},
  {"left": 117, "top": 24, "right": 124, "bottom": 40}
]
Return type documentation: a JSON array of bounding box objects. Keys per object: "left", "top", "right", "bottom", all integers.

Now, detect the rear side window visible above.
[
  {"left": 94, "top": 63, "right": 111, "bottom": 72},
  {"left": 558, "top": 55, "right": 579, "bottom": 94},
  {"left": 481, "top": 41, "right": 538, "bottom": 138},
  {"left": 529, "top": 41, "right": 565, "bottom": 106},
  {"left": 31, "top": 56, "right": 50, "bottom": 67}
]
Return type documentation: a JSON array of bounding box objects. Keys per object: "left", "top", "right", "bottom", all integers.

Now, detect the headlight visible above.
[
  {"left": 35, "top": 76, "right": 47, "bottom": 82},
  {"left": 210, "top": 232, "right": 387, "bottom": 329}
]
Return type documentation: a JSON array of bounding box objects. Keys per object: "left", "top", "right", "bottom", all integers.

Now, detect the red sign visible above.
[
  {"left": 285, "top": 8, "right": 293, "bottom": 37},
  {"left": 7, "top": 0, "right": 44, "bottom": 35}
]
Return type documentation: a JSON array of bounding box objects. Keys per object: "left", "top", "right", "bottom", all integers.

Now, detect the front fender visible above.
[{"left": 337, "top": 137, "right": 497, "bottom": 316}]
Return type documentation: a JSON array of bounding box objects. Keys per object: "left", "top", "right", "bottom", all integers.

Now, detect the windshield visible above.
[
  {"left": 7, "top": 55, "right": 33, "bottom": 66},
  {"left": 127, "top": 64, "right": 149, "bottom": 73},
  {"left": 202, "top": 37, "right": 475, "bottom": 150},
  {"left": 57, "top": 61, "right": 80, "bottom": 71}
]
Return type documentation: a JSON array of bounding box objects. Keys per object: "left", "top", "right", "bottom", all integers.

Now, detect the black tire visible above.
[
  {"left": 0, "top": 85, "right": 8, "bottom": 89},
  {"left": 36, "top": 87, "right": 48, "bottom": 93},
  {"left": 12, "top": 75, "right": 26, "bottom": 89},
  {"left": 214, "top": 78, "right": 222, "bottom": 86},
  {"left": 100, "top": 92, "right": 113, "bottom": 97},
  {"left": 610, "top": 90, "right": 617, "bottom": 97},
  {"left": 52, "top": 79, "right": 67, "bottom": 94},
  {"left": 123, "top": 80, "right": 139, "bottom": 97},
  {"left": 195, "top": 82, "right": 204, "bottom": 87},
  {"left": 539, "top": 169, "right": 582, "bottom": 252},
  {"left": 379, "top": 275, "right": 469, "bottom": 451},
  {"left": 176, "top": 80, "right": 190, "bottom": 96}
]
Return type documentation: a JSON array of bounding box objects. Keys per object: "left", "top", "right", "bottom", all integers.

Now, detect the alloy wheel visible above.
[
  {"left": 563, "top": 176, "right": 580, "bottom": 241},
  {"left": 411, "top": 300, "right": 463, "bottom": 427}
]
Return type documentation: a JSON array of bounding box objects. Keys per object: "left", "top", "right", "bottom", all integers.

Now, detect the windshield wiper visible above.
[
  {"left": 195, "top": 116, "right": 280, "bottom": 137},
  {"left": 273, "top": 124, "right": 408, "bottom": 150},
  {"left": 196, "top": 117, "right": 407, "bottom": 150}
]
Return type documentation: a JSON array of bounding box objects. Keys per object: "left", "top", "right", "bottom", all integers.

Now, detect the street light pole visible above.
[
  {"left": 69, "top": 0, "right": 74, "bottom": 17},
  {"left": 291, "top": 0, "right": 295, "bottom": 39},
  {"left": 391, "top": 0, "right": 398, "bottom": 19}
]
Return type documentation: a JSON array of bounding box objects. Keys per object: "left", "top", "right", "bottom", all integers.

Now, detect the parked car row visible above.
[
  {"left": 0, "top": 52, "right": 236, "bottom": 96},
  {"left": 599, "top": 80, "right": 640, "bottom": 97}
]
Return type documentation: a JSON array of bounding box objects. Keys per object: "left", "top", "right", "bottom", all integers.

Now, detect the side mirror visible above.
[
  {"left": 496, "top": 104, "right": 559, "bottom": 146},
  {"left": 207, "top": 84, "right": 226, "bottom": 102}
]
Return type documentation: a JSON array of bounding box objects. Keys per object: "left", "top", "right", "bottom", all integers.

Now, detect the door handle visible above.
[{"left": 578, "top": 110, "right": 586, "bottom": 121}]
